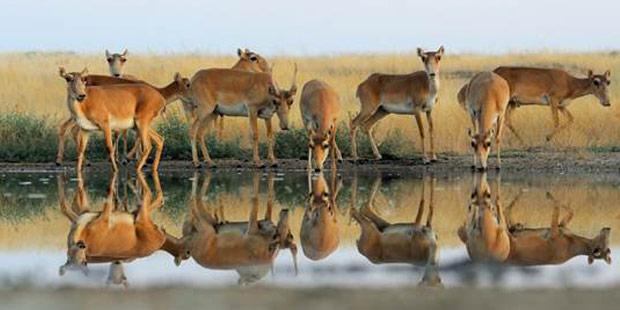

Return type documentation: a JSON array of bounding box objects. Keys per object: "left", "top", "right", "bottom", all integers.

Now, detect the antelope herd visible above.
[
  {"left": 53, "top": 47, "right": 614, "bottom": 288},
  {"left": 56, "top": 46, "right": 612, "bottom": 173}
]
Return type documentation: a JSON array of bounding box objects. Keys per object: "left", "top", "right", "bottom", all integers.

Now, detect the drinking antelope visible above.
[
  {"left": 350, "top": 46, "right": 444, "bottom": 163},
  {"left": 493, "top": 67, "right": 611, "bottom": 142},
  {"left": 58, "top": 171, "right": 167, "bottom": 286},
  {"left": 300, "top": 80, "right": 343, "bottom": 172},
  {"left": 300, "top": 170, "right": 342, "bottom": 261},
  {"left": 59, "top": 68, "right": 190, "bottom": 172},
  {"left": 188, "top": 65, "right": 297, "bottom": 168},
  {"left": 505, "top": 192, "right": 612, "bottom": 266},
  {"left": 457, "top": 172, "right": 511, "bottom": 263},
  {"left": 461, "top": 71, "right": 510, "bottom": 170},
  {"left": 167, "top": 172, "right": 298, "bottom": 285}
]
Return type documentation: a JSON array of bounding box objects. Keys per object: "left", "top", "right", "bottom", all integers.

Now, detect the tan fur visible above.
[
  {"left": 458, "top": 173, "right": 511, "bottom": 263},
  {"left": 493, "top": 66, "right": 612, "bottom": 142},
  {"left": 58, "top": 172, "right": 166, "bottom": 281},
  {"left": 351, "top": 175, "right": 441, "bottom": 287},
  {"left": 506, "top": 192, "right": 612, "bottom": 266},
  {"left": 350, "top": 46, "right": 444, "bottom": 163},
  {"left": 300, "top": 171, "right": 341, "bottom": 261},
  {"left": 165, "top": 172, "right": 298, "bottom": 284},
  {"left": 188, "top": 66, "right": 297, "bottom": 168},
  {"left": 462, "top": 72, "right": 510, "bottom": 170},
  {"left": 300, "top": 80, "right": 342, "bottom": 172}
]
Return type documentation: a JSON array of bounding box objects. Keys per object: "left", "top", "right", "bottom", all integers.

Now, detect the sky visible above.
[{"left": 0, "top": 0, "right": 618, "bottom": 56}]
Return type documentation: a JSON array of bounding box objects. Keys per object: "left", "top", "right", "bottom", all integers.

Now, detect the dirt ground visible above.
[
  {"left": 1, "top": 150, "right": 619, "bottom": 176},
  {"left": 2, "top": 287, "right": 620, "bottom": 310}
]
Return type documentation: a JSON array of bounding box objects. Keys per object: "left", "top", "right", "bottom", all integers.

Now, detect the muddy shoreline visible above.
[{"left": 1, "top": 151, "right": 619, "bottom": 177}]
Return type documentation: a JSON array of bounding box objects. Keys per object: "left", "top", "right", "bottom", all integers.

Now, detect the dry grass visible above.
[{"left": 1, "top": 51, "right": 619, "bottom": 155}]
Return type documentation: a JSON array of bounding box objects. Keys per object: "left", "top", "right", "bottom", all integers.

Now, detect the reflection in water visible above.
[
  {"left": 168, "top": 172, "right": 298, "bottom": 285},
  {"left": 506, "top": 192, "right": 612, "bottom": 266},
  {"left": 458, "top": 172, "right": 613, "bottom": 267},
  {"left": 351, "top": 175, "right": 441, "bottom": 287},
  {"left": 300, "top": 171, "right": 341, "bottom": 261},
  {"left": 58, "top": 171, "right": 167, "bottom": 288}
]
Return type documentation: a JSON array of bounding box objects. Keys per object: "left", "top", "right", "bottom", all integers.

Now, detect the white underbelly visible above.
[
  {"left": 381, "top": 101, "right": 414, "bottom": 114},
  {"left": 109, "top": 117, "right": 135, "bottom": 130},
  {"left": 75, "top": 115, "right": 99, "bottom": 131},
  {"left": 216, "top": 102, "right": 248, "bottom": 117}
]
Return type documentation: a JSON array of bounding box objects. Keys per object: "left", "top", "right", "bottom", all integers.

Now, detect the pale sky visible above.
[{"left": 0, "top": 0, "right": 618, "bottom": 55}]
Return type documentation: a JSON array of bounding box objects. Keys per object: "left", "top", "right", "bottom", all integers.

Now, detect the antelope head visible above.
[
  {"left": 588, "top": 70, "right": 611, "bottom": 107},
  {"left": 106, "top": 49, "right": 128, "bottom": 77},
  {"left": 268, "top": 63, "right": 298, "bottom": 130},
  {"left": 59, "top": 67, "right": 89, "bottom": 102},
  {"left": 301, "top": 172, "right": 340, "bottom": 261},
  {"left": 417, "top": 46, "right": 444, "bottom": 79},
  {"left": 468, "top": 128, "right": 495, "bottom": 171},
  {"left": 237, "top": 48, "right": 271, "bottom": 73},
  {"left": 588, "top": 227, "right": 612, "bottom": 265},
  {"left": 173, "top": 72, "right": 192, "bottom": 100},
  {"left": 307, "top": 125, "right": 335, "bottom": 172},
  {"left": 59, "top": 240, "right": 88, "bottom": 276},
  {"left": 274, "top": 209, "right": 299, "bottom": 275}
]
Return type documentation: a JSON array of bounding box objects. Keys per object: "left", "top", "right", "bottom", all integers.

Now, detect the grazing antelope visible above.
[
  {"left": 188, "top": 65, "right": 298, "bottom": 168},
  {"left": 167, "top": 172, "right": 298, "bottom": 285},
  {"left": 505, "top": 192, "right": 612, "bottom": 266},
  {"left": 300, "top": 80, "right": 343, "bottom": 172},
  {"left": 351, "top": 175, "right": 442, "bottom": 287},
  {"left": 300, "top": 170, "right": 342, "bottom": 261},
  {"left": 58, "top": 171, "right": 166, "bottom": 286},
  {"left": 493, "top": 67, "right": 612, "bottom": 142},
  {"left": 59, "top": 68, "right": 190, "bottom": 172},
  {"left": 457, "top": 172, "right": 511, "bottom": 263},
  {"left": 461, "top": 72, "right": 510, "bottom": 170},
  {"left": 350, "top": 46, "right": 444, "bottom": 163}
]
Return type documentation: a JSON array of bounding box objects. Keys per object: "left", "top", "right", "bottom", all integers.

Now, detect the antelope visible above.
[
  {"left": 300, "top": 170, "right": 342, "bottom": 261},
  {"left": 167, "top": 172, "right": 298, "bottom": 285},
  {"left": 351, "top": 175, "right": 442, "bottom": 287},
  {"left": 59, "top": 68, "right": 190, "bottom": 172},
  {"left": 505, "top": 192, "right": 612, "bottom": 266},
  {"left": 105, "top": 49, "right": 137, "bottom": 79},
  {"left": 461, "top": 71, "right": 510, "bottom": 170},
  {"left": 457, "top": 172, "right": 511, "bottom": 263},
  {"left": 493, "top": 67, "right": 612, "bottom": 142},
  {"left": 350, "top": 46, "right": 444, "bottom": 164},
  {"left": 188, "top": 65, "right": 298, "bottom": 168},
  {"left": 300, "top": 80, "right": 343, "bottom": 172},
  {"left": 58, "top": 171, "right": 167, "bottom": 286}
]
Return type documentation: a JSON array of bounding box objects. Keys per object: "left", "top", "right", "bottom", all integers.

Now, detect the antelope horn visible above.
[{"left": 290, "top": 63, "right": 298, "bottom": 90}]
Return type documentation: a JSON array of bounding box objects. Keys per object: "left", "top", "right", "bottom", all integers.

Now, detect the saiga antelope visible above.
[
  {"left": 300, "top": 170, "right": 342, "bottom": 261},
  {"left": 58, "top": 171, "right": 166, "bottom": 286},
  {"left": 457, "top": 172, "right": 512, "bottom": 263},
  {"left": 461, "top": 71, "right": 510, "bottom": 170},
  {"left": 188, "top": 65, "right": 298, "bottom": 168},
  {"left": 505, "top": 192, "right": 612, "bottom": 266},
  {"left": 167, "top": 172, "right": 298, "bottom": 285},
  {"left": 184, "top": 48, "right": 273, "bottom": 137},
  {"left": 105, "top": 49, "right": 137, "bottom": 79},
  {"left": 351, "top": 175, "right": 442, "bottom": 287},
  {"left": 59, "top": 68, "right": 190, "bottom": 172},
  {"left": 350, "top": 46, "right": 444, "bottom": 164},
  {"left": 300, "top": 80, "right": 343, "bottom": 172},
  {"left": 493, "top": 67, "right": 611, "bottom": 142}
]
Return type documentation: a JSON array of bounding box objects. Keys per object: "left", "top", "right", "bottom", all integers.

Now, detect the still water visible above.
[{"left": 0, "top": 169, "right": 618, "bottom": 289}]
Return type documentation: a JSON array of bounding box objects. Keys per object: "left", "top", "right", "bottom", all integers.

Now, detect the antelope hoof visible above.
[
  {"left": 495, "top": 166, "right": 501, "bottom": 171},
  {"left": 430, "top": 156, "right": 438, "bottom": 163},
  {"left": 373, "top": 156, "right": 382, "bottom": 161},
  {"left": 423, "top": 158, "right": 431, "bottom": 165},
  {"left": 55, "top": 161, "right": 62, "bottom": 167},
  {"left": 121, "top": 158, "right": 128, "bottom": 166},
  {"left": 470, "top": 165, "right": 476, "bottom": 171},
  {"left": 193, "top": 162, "right": 202, "bottom": 169},
  {"left": 86, "top": 162, "right": 92, "bottom": 167},
  {"left": 270, "top": 162, "right": 279, "bottom": 168},
  {"left": 255, "top": 162, "right": 266, "bottom": 169}
]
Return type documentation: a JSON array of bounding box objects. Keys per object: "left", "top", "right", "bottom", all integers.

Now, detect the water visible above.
[{"left": 0, "top": 169, "right": 618, "bottom": 289}]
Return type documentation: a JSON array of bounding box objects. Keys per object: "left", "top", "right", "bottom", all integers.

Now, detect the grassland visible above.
[{"left": 0, "top": 51, "right": 619, "bottom": 162}]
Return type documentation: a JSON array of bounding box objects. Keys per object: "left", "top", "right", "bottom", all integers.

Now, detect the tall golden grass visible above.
[{"left": 0, "top": 51, "right": 619, "bottom": 154}]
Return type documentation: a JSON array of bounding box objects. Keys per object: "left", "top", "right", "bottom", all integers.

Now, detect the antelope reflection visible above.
[
  {"left": 58, "top": 171, "right": 167, "bottom": 288},
  {"left": 506, "top": 192, "right": 612, "bottom": 266},
  {"left": 351, "top": 175, "right": 442, "bottom": 287},
  {"left": 300, "top": 171, "right": 342, "bottom": 261},
  {"left": 168, "top": 172, "right": 298, "bottom": 285}
]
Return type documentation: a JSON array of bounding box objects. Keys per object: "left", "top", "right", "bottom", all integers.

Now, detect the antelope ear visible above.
[
  {"left": 605, "top": 70, "right": 611, "bottom": 79},
  {"left": 605, "top": 254, "right": 612, "bottom": 265},
  {"left": 588, "top": 255, "right": 594, "bottom": 265},
  {"left": 467, "top": 128, "right": 473, "bottom": 138},
  {"left": 588, "top": 70, "right": 594, "bottom": 79},
  {"left": 59, "top": 265, "right": 67, "bottom": 276},
  {"left": 438, "top": 46, "right": 445, "bottom": 56},
  {"left": 121, "top": 49, "right": 128, "bottom": 56},
  {"left": 81, "top": 67, "right": 89, "bottom": 76},
  {"left": 487, "top": 127, "right": 496, "bottom": 138},
  {"left": 417, "top": 47, "right": 425, "bottom": 58},
  {"left": 174, "top": 256, "right": 183, "bottom": 266},
  {"left": 268, "top": 85, "right": 279, "bottom": 96},
  {"left": 174, "top": 72, "right": 182, "bottom": 82},
  {"left": 289, "top": 85, "right": 297, "bottom": 96},
  {"left": 59, "top": 67, "right": 67, "bottom": 78},
  {"left": 105, "top": 50, "right": 111, "bottom": 58}
]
